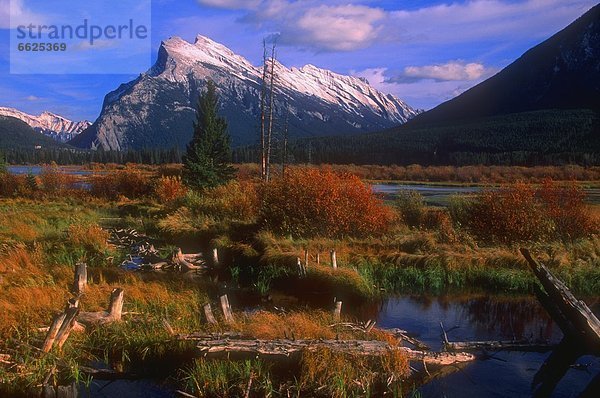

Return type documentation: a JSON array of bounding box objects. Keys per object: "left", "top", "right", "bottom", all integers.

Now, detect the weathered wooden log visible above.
[
  {"left": 56, "top": 382, "right": 77, "bottom": 398},
  {"left": 72, "top": 263, "right": 87, "bottom": 296},
  {"left": 54, "top": 307, "right": 79, "bottom": 350},
  {"left": 203, "top": 303, "right": 218, "bottom": 325},
  {"left": 42, "top": 312, "right": 68, "bottom": 353},
  {"left": 220, "top": 295, "right": 234, "bottom": 323},
  {"left": 330, "top": 250, "right": 337, "bottom": 269},
  {"left": 444, "top": 339, "right": 555, "bottom": 353},
  {"left": 77, "top": 288, "right": 124, "bottom": 327},
  {"left": 333, "top": 301, "right": 342, "bottom": 321},
  {"left": 387, "top": 328, "right": 431, "bottom": 350},
  {"left": 196, "top": 338, "right": 475, "bottom": 366},
  {"left": 521, "top": 248, "right": 600, "bottom": 354},
  {"left": 173, "top": 248, "right": 208, "bottom": 272}
]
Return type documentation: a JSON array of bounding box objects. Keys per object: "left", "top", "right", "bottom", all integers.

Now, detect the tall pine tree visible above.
[{"left": 183, "top": 81, "right": 235, "bottom": 189}]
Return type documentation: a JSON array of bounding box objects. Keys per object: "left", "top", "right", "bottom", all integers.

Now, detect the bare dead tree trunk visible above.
[
  {"left": 259, "top": 40, "right": 268, "bottom": 181},
  {"left": 281, "top": 106, "right": 289, "bottom": 177},
  {"left": 265, "top": 41, "right": 277, "bottom": 182}
]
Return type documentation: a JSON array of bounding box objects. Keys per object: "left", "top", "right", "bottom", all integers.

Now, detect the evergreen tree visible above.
[{"left": 183, "top": 81, "right": 235, "bottom": 189}]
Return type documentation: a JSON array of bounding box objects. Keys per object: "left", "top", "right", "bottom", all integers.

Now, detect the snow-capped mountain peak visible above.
[
  {"left": 0, "top": 107, "right": 91, "bottom": 142},
  {"left": 71, "top": 35, "right": 420, "bottom": 151}
]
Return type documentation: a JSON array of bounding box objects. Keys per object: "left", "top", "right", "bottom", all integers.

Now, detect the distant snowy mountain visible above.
[
  {"left": 0, "top": 107, "right": 91, "bottom": 143},
  {"left": 71, "top": 35, "right": 419, "bottom": 151}
]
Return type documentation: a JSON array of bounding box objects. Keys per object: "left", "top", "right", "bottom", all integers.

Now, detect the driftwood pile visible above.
[
  {"left": 42, "top": 263, "right": 125, "bottom": 353},
  {"left": 109, "top": 228, "right": 209, "bottom": 272}
]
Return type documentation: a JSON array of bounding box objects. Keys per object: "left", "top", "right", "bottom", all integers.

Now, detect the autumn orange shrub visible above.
[
  {"left": 537, "top": 179, "right": 598, "bottom": 238},
  {"left": 154, "top": 176, "right": 188, "bottom": 203},
  {"left": 260, "top": 168, "right": 395, "bottom": 238},
  {"left": 464, "top": 180, "right": 596, "bottom": 243},
  {"left": 467, "top": 182, "right": 550, "bottom": 243},
  {"left": 90, "top": 168, "right": 152, "bottom": 199},
  {"left": 194, "top": 180, "right": 259, "bottom": 221},
  {"left": 39, "top": 163, "right": 75, "bottom": 194},
  {"left": 0, "top": 173, "right": 28, "bottom": 197}
]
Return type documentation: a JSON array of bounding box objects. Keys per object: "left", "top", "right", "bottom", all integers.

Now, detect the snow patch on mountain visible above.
[{"left": 0, "top": 107, "right": 91, "bottom": 142}]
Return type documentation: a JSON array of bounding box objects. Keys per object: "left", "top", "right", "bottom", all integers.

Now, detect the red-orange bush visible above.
[
  {"left": 537, "top": 179, "right": 598, "bottom": 238},
  {"left": 0, "top": 173, "right": 27, "bottom": 197},
  {"left": 39, "top": 163, "right": 75, "bottom": 194},
  {"left": 467, "top": 182, "right": 550, "bottom": 243},
  {"left": 90, "top": 169, "right": 152, "bottom": 199},
  {"left": 154, "top": 176, "right": 188, "bottom": 203},
  {"left": 260, "top": 168, "right": 395, "bottom": 238},
  {"left": 464, "top": 180, "right": 597, "bottom": 243}
]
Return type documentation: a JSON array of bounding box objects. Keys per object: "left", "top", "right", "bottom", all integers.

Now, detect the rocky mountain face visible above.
[
  {"left": 0, "top": 107, "right": 91, "bottom": 143},
  {"left": 406, "top": 3, "right": 600, "bottom": 127},
  {"left": 71, "top": 35, "right": 419, "bottom": 151}
]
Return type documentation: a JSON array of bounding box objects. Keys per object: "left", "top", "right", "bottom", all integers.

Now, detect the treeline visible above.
[
  {"left": 3, "top": 147, "right": 183, "bottom": 165},
  {"left": 233, "top": 109, "right": 600, "bottom": 166}
]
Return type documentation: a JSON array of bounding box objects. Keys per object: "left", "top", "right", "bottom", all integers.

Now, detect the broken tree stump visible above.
[
  {"left": 330, "top": 250, "right": 337, "bottom": 269},
  {"left": 203, "top": 303, "right": 218, "bottom": 325},
  {"left": 333, "top": 301, "right": 342, "bottom": 321},
  {"left": 72, "top": 263, "right": 87, "bottom": 296},
  {"left": 220, "top": 295, "right": 234, "bottom": 323},
  {"left": 196, "top": 338, "right": 475, "bottom": 366}
]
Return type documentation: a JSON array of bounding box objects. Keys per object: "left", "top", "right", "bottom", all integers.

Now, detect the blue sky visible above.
[{"left": 0, "top": 0, "right": 597, "bottom": 121}]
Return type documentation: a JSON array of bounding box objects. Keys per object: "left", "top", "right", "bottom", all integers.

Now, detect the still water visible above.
[
  {"left": 372, "top": 183, "right": 600, "bottom": 206},
  {"left": 377, "top": 295, "right": 600, "bottom": 397}
]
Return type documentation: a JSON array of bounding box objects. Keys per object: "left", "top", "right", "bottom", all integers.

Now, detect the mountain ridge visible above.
[
  {"left": 0, "top": 107, "right": 91, "bottom": 143},
  {"left": 71, "top": 35, "right": 419, "bottom": 151}
]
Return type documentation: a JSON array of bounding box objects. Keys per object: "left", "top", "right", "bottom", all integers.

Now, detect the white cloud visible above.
[
  {"left": 353, "top": 66, "right": 493, "bottom": 110},
  {"left": 390, "top": 61, "right": 497, "bottom": 83},
  {"left": 196, "top": 0, "right": 386, "bottom": 51},
  {"left": 194, "top": 0, "right": 596, "bottom": 52},
  {"left": 294, "top": 5, "right": 385, "bottom": 51},
  {"left": 25, "top": 95, "right": 41, "bottom": 101}
]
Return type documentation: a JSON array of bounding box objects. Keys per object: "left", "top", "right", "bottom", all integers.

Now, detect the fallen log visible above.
[
  {"left": 77, "top": 288, "right": 124, "bottom": 327},
  {"left": 172, "top": 248, "right": 208, "bottom": 272},
  {"left": 388, "top": 328, "right": 431, "bottom": 350},
  {"left": 196, "top": 338, "right": 475, "bottom": 366},
  {"left": 444, "top": 339, "right": 555, "bottom": 353},
  {"left": 520, "top": 248, "right": 600, "bottom": 354}
]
